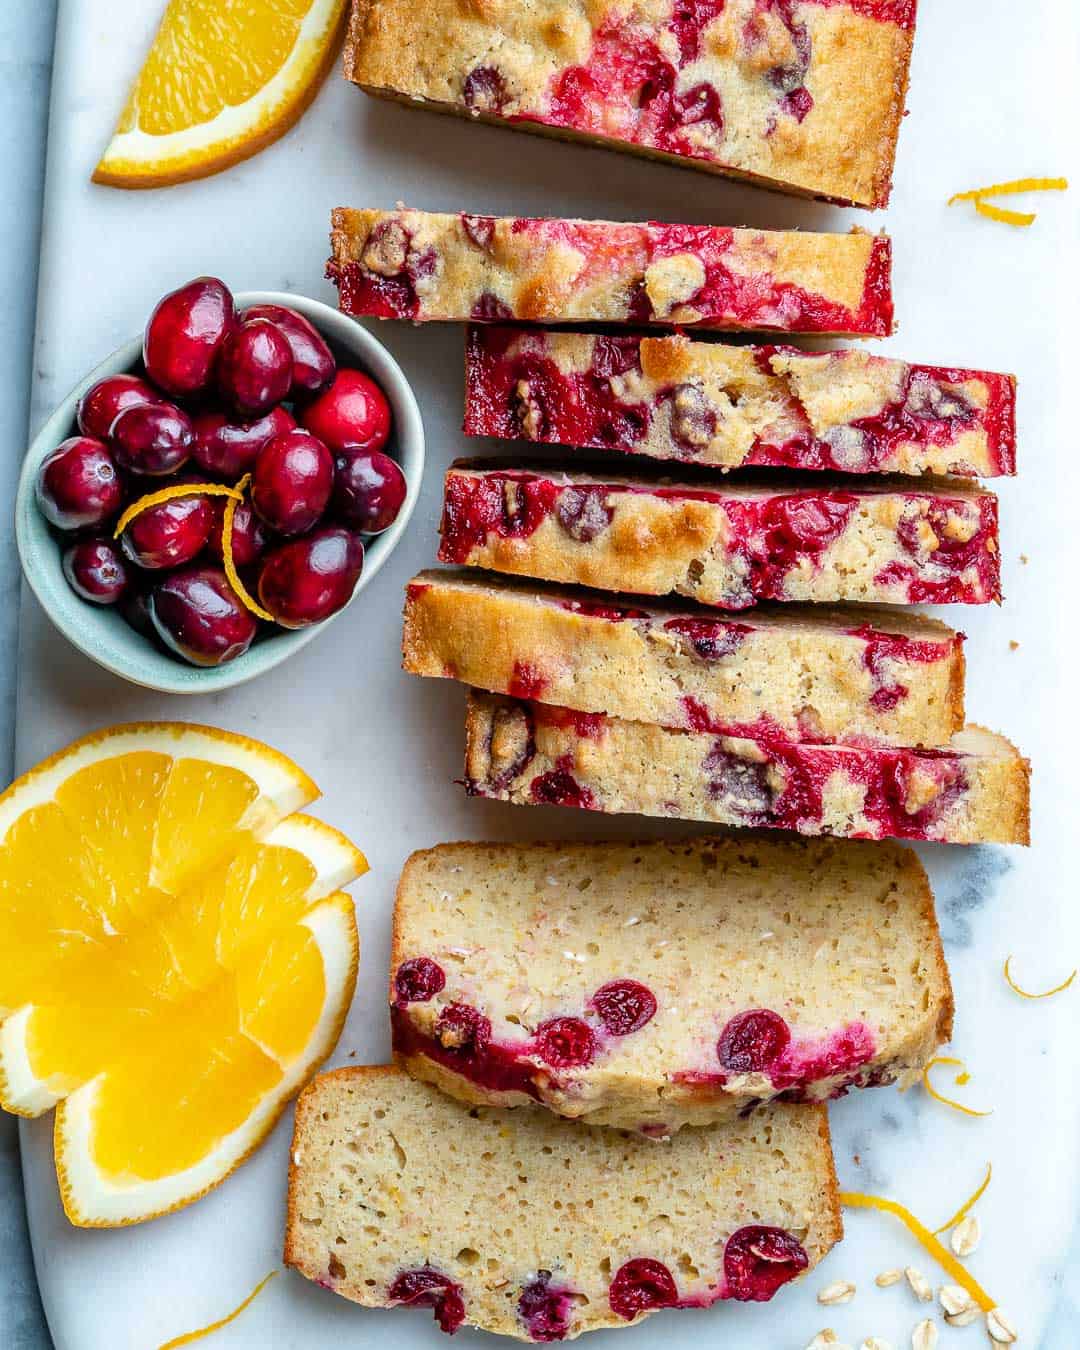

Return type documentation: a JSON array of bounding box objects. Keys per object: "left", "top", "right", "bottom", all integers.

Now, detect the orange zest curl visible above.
[
  {"left": 933, "top": 1162, "right": 992, "bottom": 1235},
  {"left": 922, "top": 1056, "right": 992, "bottom": 1118},
  {"left": 158, "top": 1271, "right": 277, "bottom": 1348},
  {"left": 840, "top": 1191, "right": 996, "bottom": 1312},
  {"left": 221, "top": 473, "right": 274, "bottom": 622},
  {"left": 114, "top": 482, "right": 242, "bottom": 538},
  {"left": 975, "top": 201, "right": 1035, "bottom": 227},
  {"left": 1004, "top": 955, "right": 1077, "bottom": 1000},
  {"left": 948, "top": 176, "right": 1068, "bottom": 227}
]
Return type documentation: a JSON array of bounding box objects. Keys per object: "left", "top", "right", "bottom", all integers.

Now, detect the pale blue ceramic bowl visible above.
[{"left": 15, "top": 292, "right": 424, "bottom": 694}]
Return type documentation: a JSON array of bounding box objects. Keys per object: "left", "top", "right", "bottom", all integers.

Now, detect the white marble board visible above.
[{"left": 19, "top": 0, "right": 1080, "bottom": 1346}]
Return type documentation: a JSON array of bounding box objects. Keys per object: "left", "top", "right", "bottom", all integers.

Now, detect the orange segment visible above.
[{"left": 93, "top": 0, "right": 348, "bottom": 189}]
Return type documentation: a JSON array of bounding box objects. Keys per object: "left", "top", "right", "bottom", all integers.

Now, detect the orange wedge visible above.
[
  {"left": 0, "top": 723, "right": 366, "bottom": 1226},
  {"left": 93, "top": 0, "right": 348, "bottom": 189}
]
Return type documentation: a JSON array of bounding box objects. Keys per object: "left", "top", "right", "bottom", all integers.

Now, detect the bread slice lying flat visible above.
[
  {"left": 390, "top": 837, "right": 951, "bottom": 1132},
  {"left": 465, "top": 693, "right": 1030, "bottom": 846},
  {"left": 403, "top": 568, "right": 966, "bottom": 749},
  {"left": 285, "top": 1065, "right": 841, "bottom": 1341}
]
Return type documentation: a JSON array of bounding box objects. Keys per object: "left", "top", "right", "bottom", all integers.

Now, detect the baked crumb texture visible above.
[
  {"left": 403, "top": 570, "right": 966, "bottom": 749},
  {"left": 465, "top": 328, "right": 1017, "bottom": 477},
  {"left": 285, "top": 1064, "right": 842, "bottom": 1340},
  {"left": 437, "top": 463, "right": 1001, "bottom": 609},
  {"left": 465, "top": 693, "right": 1031, "bottom": 845},
  {"left": 390, "top": 837, "right": 953, "bottom": 1131},
  {"left": 329, "top": 207, "right": 893, "bottom": 336},
  {"left": 343, "top": 0, "right": 916, "bottom": 208}
]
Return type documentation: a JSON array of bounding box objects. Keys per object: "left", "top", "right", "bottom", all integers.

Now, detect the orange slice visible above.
[
  {"left": 93, "top": 0, "right": 348, "bottom": 189},
  {"left": 0, "top": 723, "right": 366, "bottom": 1226}
]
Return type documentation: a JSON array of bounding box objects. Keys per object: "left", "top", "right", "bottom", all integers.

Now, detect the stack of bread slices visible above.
[{"left": 287, "top": 208, "right": 1029, "bottom": 1342}]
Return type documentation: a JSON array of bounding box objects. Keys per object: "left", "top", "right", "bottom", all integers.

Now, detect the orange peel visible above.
[
  {"left": 839, "top": 1191, "right": 996, "bottom": 1312},
  {"left": 159, "top": 1270, "right": 277, "bottom": 1348},
  {"left": 221, "top": 474, "right": 274, "bottom": 622},
  {"left": 948, "top": 176, "right": 1068, "bottom": 204},
  {"left": 922, "top": 1056, "right": 992, "bottom": 1118},
  {"left": 114, "top": 482, "right": 241, "bottom": 538},
  {"left": 974, "top": 201, "right": 1035, "bottom": 227},
  {"left": 932, "top": 1162, "right": 992, "bottom": 1235},
  {"left": 1004, "top": 955, "right": 1077, "bottom": 1000}
]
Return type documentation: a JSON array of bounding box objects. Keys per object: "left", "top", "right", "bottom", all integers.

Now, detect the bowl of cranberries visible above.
[{"left": 16, "top": 277, "right": 423, "bottom": 691}]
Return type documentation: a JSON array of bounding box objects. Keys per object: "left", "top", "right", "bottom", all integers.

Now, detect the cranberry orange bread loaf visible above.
[
  {"left": 465, "top": 327, "right": 1017, "bottom": 477},
  {"left": 403, "top": 571, "right": 966, "bottom": 748},
  {"left": 286, "top": 1065, "right": 842, "bottom": 1339},
  {"left": 439, "top": 464, "right": 1001, "bottom": 608},
  {"left": 344, "top": 0, "right": 916, "bottom": 208},
  {"left": 465, "top": 694, "right": 1031, "bottom": 844},
  {"left": 329, "top": 207, "right": 893, "bottom": 335},
  {"left": 391, "top": 838, "right": 952, "bottom": 1133}
]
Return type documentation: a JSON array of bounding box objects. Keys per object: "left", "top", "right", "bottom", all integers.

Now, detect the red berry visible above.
[
  {"left": 191, "top": 405, "right": 295, "bottom": 480},
  {"left": 716, "top": 1009, "right": 791, "bottom": 1074},
  {"left": 217, "top": 318, "right": 293, "bottom": 418},
  {"left": 257, "top": 527, "right": 364, "bottom": 629},
  {"left": 394, "top": 957, "right": 446, "bottom": 1005},
  {"left": 608, "top": 1259, "right": 678, "bottom": 1320},
  {"left": 62, "top": 537, "right": 130, "bottom": 605},
  {"left": 76, "top": 374, "right": 158, "bottom": 440},
  {"left": 590, "top": 980, "right": 657, "bottom": 1037},
  {"left": 723, "top": 1226, "right": 808, "bottom": 1302},
  {"left": 143, "top": 277, "right": 235, "bottom": 398},
  {"left": 533, "top": 1016, "right": 596, "bottom": 1068},
  {"left": 387, "top": 1269, "right": 465, "bottom": 1335},
  {"left": 36, "top": 437, "right": 123, "bottom": 530},
  {"left": 299, "top": 368, "right": 391, "bottom": 454},
  {"left": 121, "top": 492, "right": 213, "bottom": 570},
  {"left": 434, "top": 1003, "right": 491, "bottom": 1054},
  {"left": 206, "top": 498, "right": 270, "bottom": 569},
  {"left": 243, "top": 303, "right": 335, "bottom": 396},
  {"left": 150, "top": 566, "right": 257, "bottom": 667},
  {"left": 331, "top": 447, "right": 407, "bottom": 534},
  {"left": 110, "top": 403, "right": 194, "bottom": 476},
  {"left": 252, "top": 429, "right": 334, "bottom": 536},
  {"left": 518, "top": 1274, "right": 576, "bottom": 1343}
]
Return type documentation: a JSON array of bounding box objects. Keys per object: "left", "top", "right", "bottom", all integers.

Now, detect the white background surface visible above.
[{"left": 17, "top": 1, "right": 1080, "bottom": 1347}]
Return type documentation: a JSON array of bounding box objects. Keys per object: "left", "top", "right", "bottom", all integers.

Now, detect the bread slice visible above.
[
  {"left": 329, "top": 207, "right": 892, "bottom": 335},
  {"left": 285, "top": 1065, "right": 842, "bottom": 1340},
  {"left": 464, "top": 327, "right": 1017, "bottom": 477},
  {"left": 390, "top": 838, "right": 952, "bottom": 1133},
  {"left": 403, "top": 569, "right": 966, "bottom": 749},
  {"left": 465, "top": 693, "right": 1031, "bottom": 845},
  {"left": 438, "top": 462, "right": 1001, "bottom": 608}
]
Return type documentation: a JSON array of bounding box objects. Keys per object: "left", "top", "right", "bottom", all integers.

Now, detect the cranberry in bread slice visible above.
[
  {"left": 403, "top": 570, "right": 966, "bottom": 749},
  {"left": 343, "top": 0, "right": 916, "bottom": 209},
  {"left": 329, "top": 207, "right": 893, "bottom": 336},
  {"left": 286, "top": 1064, "right": 841, "bottom": 1339},
  {"left": 465, "top": 694, "right": 1031, "bottom": 845},
  {"left": 438, "top": 463, "right": 1001, "bottom": 608},
  {"left": 390, "top": 837, "right": 952, "bottom": 1133},
  {"left": 464, "top": 327, "right": 1017, "bottom": 477}
]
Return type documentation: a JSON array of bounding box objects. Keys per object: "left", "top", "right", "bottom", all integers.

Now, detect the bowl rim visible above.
[{"left": 15, "top": 290, "right": 425, "bottom": 695}]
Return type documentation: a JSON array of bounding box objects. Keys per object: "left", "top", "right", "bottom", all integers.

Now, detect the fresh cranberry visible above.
[
  {"left": 150, "top": 565, "right": 257, "bottom": 666},
  {"left": 257, "top": 527, "right": 364, "bottom": 628},
  {"left": 555, "top": 488, "right": 613, "bottom": 542},
  {"left": 143, "top": 276, "right": 235, "bottom": 398},
  {"left": 533, "top": 1017, "right": 596, "bottom": 1068},
  {"left": 206, "top": 498, "right": 270, "bottom": 568},
  {"left": 299, "top": 368, "right": 391, "bottom": 455},
  {"left": 717, "top": 1009, "right": 791, "bottom": 1074},
  {"left": 252, "top": 429, "right": 334, "bottom": 536},
  {"left": 387, "top": 1268, "right": 465, "bottom": 1335},
  {"left": 608, "top": 1259, "right": 678, "bottom": 1320},
  {"left": 518, "top": 1273, "right": 575, "bottom": 1342},
  {"left": 35, "top": 437, "right": 123, "bottom": 530},
  {"left": 76, "top": 373, "right": 158, "bottom": 440},
  {"left": 62, "top": 537, "right": 130, "bottom": 605},
  {"left": 590, "top": 981, "right": 657, "bottom": 1037},
  {"left": 462, "top": 65, "right": 507, "bottom": 112},
  {"left": 120, "top": 585, "right": 155, "bottom": 638},
  {"left": 243, "top": 303, "right": 335, "bottom": 396},
  {"left": 435, "top": 1003, "right": 492, "bottom": 1054},
  {"left": 121, "top": 490, "right": 214, "bottom": 571},
  {"left": 191, "top": 405, "right": 295, "bottom": 479},
  {"left": 723, "top": 1226, "right": 808, "bottom": 1302},
  {"left": 110, "top": 403, "right": 194, "bottom": 476},
  {"left": 216, "top": 318, "right": 293, "bottom": 417},
  {"left": 394, "top": 957, "right": 446, "bottom": 1005},
  {"left": 331, "top": 447, "right": 407, "bottom": 534}
]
